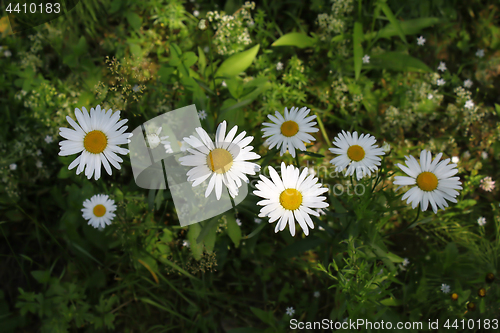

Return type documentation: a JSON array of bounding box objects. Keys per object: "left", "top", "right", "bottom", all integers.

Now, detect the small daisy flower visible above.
[
  {"left": 81, "top": 194, "right": 117, "bottom": 229},
  {"left": 382, "top": 142, "right": 391, "bottom": 153},
  {"left": 477, "top": 217, "right": 487, "bottom": 226},
  {"left": 36, "top": 160, "right": 43, "bottom": 168},
  {"left": 183, "top": 240, "right": 190, "bottom": 248},
  {"left": 476, "top": 49, "right": 485, "bottom": 58},
  {"left": 9, "top": 163, "right": 17, "bottom": 170},
  {"left": 4, "top": 50, "right": 11, "bottom": 57},
  {"left": 481, "top": 151, "right": 488, "bottom": 160},
  {"left": 276, "top": 62, "right": 283, "bottom": 71},
  {"left": 464, "top": 79, "right": 473, "bottom": 89},
  {"left": 146, "top": 127, "right": 170, "bottom": 150},
  {"left": 463, "top": 151, "right": 471, "bottom": 159},
  {"left": 480, "top": 176, "right": 495, "bottom": 192},
  {"left": 253, "top": 163, "right": 329, "bottom": 236},
  {"left": 441, "top": 284, "right": 451, "bottom": 294},
  {"left": 44, "top": 135, "right": 53, "bottom": 144},
  {"left": 329, "top": 130, "right": 385, "bottom": 180},
  {"left": 437, "top": 62, "right": 447, "bottom": 72},
  {"left": 394, "top": 150, "right": 462, "bottom": 214},
  {"left": 236, "top": 218, "right": 242, "bottom": 226},
  {"left": 179, "top": 120, "right": 261, "bottom": 200},
  {"left": 436, "top": 78, "right": 446, "bottom": 86},
  {"left": 36, "top": 149, "right": 42, "bottom": 156},
  {"left": 193, "top": 10, "right": 200, "bottom": 17},
  {"left": 403, "top": 258, "right": 410, "bottom": 267},
  {"left": 451, "top": 156, "right": 459, "bottom": 164},
  {"left": 286, "top": 307, "right": 295, "bottom": 316},
  {"left": 262, "top": 106, "right": 319, "bottom": 158},
  {"left": 58, "top": 105, "right": 132, "bottom": 180},
  {"left": 464, "top": 100, "right": 474, "bottom": 109},
  {"left": 362, "top": 54, "right": 370, "bottom": 64},
  {"left": 198, "top": 110, "right": 207, "bottom": 120},
  {"left": 313, "top": 291, "right": 320, "bottom": 298},
  {"left": 417, "top": 36, "right": 426, "bottom": 46},
  {"left": 221, "top": 81, "right": 227, "bottom": 87},
  {"left": 427, "top": 94, "right": 433, "bottom": 100},
  {"left": 254, "top": 217, "right": 262, "bottom": 224}
]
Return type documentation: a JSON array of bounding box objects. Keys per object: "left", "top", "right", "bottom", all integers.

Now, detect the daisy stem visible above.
[
  {"left": 295, "top": 154, "right": 300, "bottom": 168},
  {"left": 314, "top": 111, "right": 330, "bottom": 144},
  {"left": 207, "top": 26, "right": 220, "bottom": 122}
]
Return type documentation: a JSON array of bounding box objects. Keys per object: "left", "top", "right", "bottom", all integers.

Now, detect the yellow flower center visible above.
[
  {"left": 280, "top": 120, "right": 299, "bottom": 137},
  {"left": 207, "top": 148, "right": 233, "bottom": 174},
  {"left": 84, "top": 130, "right": 108, "bottom": 154},
  {"left": 279, "top": 188, "right": 303, "bottom": 211},
  {"left": 93, "top": 204, "right": 106, "bottom": 217},
  {"left": 416, "top": 172, "right": 438, "bottom": 191},
  {"left": 347, "top": 145, "right": 365, "bottom": 162}
]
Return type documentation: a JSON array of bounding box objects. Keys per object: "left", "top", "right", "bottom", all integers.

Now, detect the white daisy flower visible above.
[
  {"left": 179, "top": 120, "right": 261, "bottom": 200},
  {"left": 58, "top": 105, "right": 132, "bottom": 180},
  {"left": 382, "top": 142, "right": 391, "bottom": 153},
  {"left": 437, "top": 62, "right": 447, "bottom": 72},
  {"left": 44, "top": 135, "right": 53, "bottom": 144},
  {"left": 464, "top": 100, "right": 474, "bottom": 109},
  {"left": 417, "top": 36, "right": 426, "bottom": 46},
  {"left": 477, "top": 216, "right": 487, "bottom": 226},
  {"left": 9, "top": 163, "right": 17, "bottom": 170},
  {"left": 276, "top": 61, "right": 283, "bottom": 71},
  {"left": 436, "top": 78, "right": 446, "bottom": 86},
  {"left": 313, "top": 291, "right": 320, "bottom": 298},
  {"left": 262, "top": 106, "right": 319, "bottom": 158},
  {"left": 427, "top": 94, "right": 433, "bottom": 100},
  {"left": 441, "top": 284, "right": 451, "bottom": 294},
  {"left": 329, "top": 130, "right": 385, "bottom": 180},
  {"left": 402, "top": 258, "right": 410, "bottom": 266},
  {"left": 464, "top": 79, "right": 473, "bottom": 89},
  {"left": 286, "top": 307, "right": 295, "bottom": 316},
  {"left": 476, "top": 49, "right": 485, "bottom": 58},
  {"left": 480, "top": 176, "right": 495, "bottom": 192},
  {"left": 362, "top": 54, "right": 370, "bottom": 64},
  {"left": 81, "top": 194, "right": 117, "bottom": 229},
  {"left": 36, "top": 160, "right": 43, "bottom": 168},
  {"left": 451, "top": 156, "right": 459, "bottom": 164},
  {"left": 254, "top": 217, "right": 262, "bottom": 224},
  {"left": 146, "top": 127, "right": 170, "bottom": 150},
  {"left": 393, "top": 150, "right": 463, "bottom": 214},
  {"left": 253, "top": 163, "right": 329, "bottom": 236},
  {"left": 198, "top": 110, "right": 207, "bottom": 120}
]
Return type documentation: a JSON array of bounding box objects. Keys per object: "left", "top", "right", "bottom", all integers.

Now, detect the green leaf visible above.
[
  {"left": 125, "top": 12, "right": 142, "bottom": 31},
  {"left": 479, "top": 298, "right": 486, "bottom": 313},
  {"left": 226, "top": 214, "right": 242, "bottom": 248},
  {"left": 366, "top": 17, "right": 443, "bottom": 40},
  {"left": 249, "top": 307, "right": 276, "bottom": 327},
  {"left": 30, "top": 270, "right": 51, "bottom": 284},
  {"left": 203, "top": 222, "right": 218, "bottom": 254},
  {"left": 197, "top": 46, "right": 207, "bottom": 74},
  {"left": 272, "top": 32, "right": 315, "bottom": 48},
  {"left": 369, "top": 52, "right": 431, "bottom": 72},
  {"left": 300, "top": 151, "right": 325, "bottom": 158},
  {"left": 182, "top": 52, "right": 198, "bottom": 68},
  {"left": 380, "top": 297, "right": 401, "bottom": 306},
  {"left": 495, "top": 103, "right": 500, "bottom": 117},
  {"left": 187, "top": 223, "right": 204, "bottom": 261},
  {"left": 215, "top": 44, "right": 260, "bottom": 79},
  {"left": 353, "top": 22, "right": 363, "bottom": 80},
  {"left": 378, "top": 3, "right": 407, "bottom": 43},
  {"left": 158, "top": 66, "right": 175, "bottom": 84}
]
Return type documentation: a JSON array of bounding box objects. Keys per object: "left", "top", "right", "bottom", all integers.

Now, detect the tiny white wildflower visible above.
[
  {"left": 276, "top": 61, "right": 283, "bottom": 71},
  {"left": 480, "top": 176, "right": 495, "bottom": 192},
  {"left": 236, "top": 218, "right": 242, "bottom": 226},
  {"left": 4, "top": 50, "right": 11, "bottom": 57},
  {"left": 221, "top": 81, "right": 227, "bottom": 87},
  {"left": 382, "top": 142, "right": 391, "bottom": 153},
  {"left": 476, "top": 49, "right": 485, "bottom": 58},
  {"left": 183, "top": 240, "right": 190, "bottom": 248},
  {"left": 437, "top": 62, "right": 447, "bottom": 72},
  {"left": 198, "top": 110, "right": 207, "bottom": 120},
  {"left": 417, "top": 36, "right": 426, "bottom": 46},
  {"left": 313, "top": 291, "right": 320, "bottom": 298},
  {"left": 254, "top": 218, "right": 262, "bottom": 224},
  {"left": 285, "top": 307, "right": 295, "bottom": 316},
  {"left": 362, "top": 55, "right": 370, "bottom": 64},
  {"left": 402, "top": 258, "right": 410, "bottom": 267},
  {"left": 477, "top": 216, "right": 487, "bottom": 226},
  {"left": 441, "top": 284, "right": 451, "bottom": 294},
  {"left": 481, "top": 151, "right": 488, "bottom": 160},
  {"left": 464, "top": 100, "right": 474, "bottom": 109},
  {"left": 464, "top": 79, "right": 473, "bottom": 89},
  {"left": 193, "top": 10, "right": 200, "bottom": 17},
  {"left": 44, "top": 135, "right": 53, "bottom": 144},
  {"left": 36, "top": 149, "right": 42, "bottom": 156},
  {"left": 9, "top": 163, "right": 17, "bottom": 170},
  {"left": 451, "top": 156, "right": 459, "bottom": 164},
  {"left": 437, "top": 78, "right": 446, "bottom": 86},
  {"left": 36, "top": 160, "right": 43, "bottom": 168},
  {"left": 427, "top": 94, "right": 433, "bottom": 100}
]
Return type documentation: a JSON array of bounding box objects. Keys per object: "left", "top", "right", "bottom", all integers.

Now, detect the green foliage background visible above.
[{"left": 1, "top": 0, "right": 500, "bottom": 332}]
